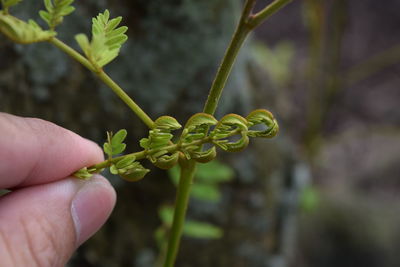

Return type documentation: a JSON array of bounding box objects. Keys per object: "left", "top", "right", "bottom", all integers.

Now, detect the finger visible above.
[
  {"left": 0, "top": 175, "right": 116, "bottom": 267},
  {"left": 0, "top": 113, "right": 104, "bottom": 189}
]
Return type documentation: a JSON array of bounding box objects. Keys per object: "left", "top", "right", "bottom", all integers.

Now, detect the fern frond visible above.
[
  {"left": 75, "top": 9, "right": 128, "bottom": 68},
  {"left": 39, "top": 0, "right": 75, "bottom": 30}
]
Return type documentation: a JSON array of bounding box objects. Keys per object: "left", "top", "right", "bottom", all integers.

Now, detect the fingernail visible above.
[{"left": 71, "top": 176, "right": 116, "bottom": 246}]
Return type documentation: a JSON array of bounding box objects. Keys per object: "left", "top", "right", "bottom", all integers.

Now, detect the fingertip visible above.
[
  {"left": 0, "top": 175, "right": 116, "bottom": 266},
  {"left": 71, "top": 175, "right": 116, "bottom": 246},
  {"left": 0, "top": 113, "right": 106, "bottom": 188},
  {"left": 75, "top": 135, "right": 105, "bottom": 165}
]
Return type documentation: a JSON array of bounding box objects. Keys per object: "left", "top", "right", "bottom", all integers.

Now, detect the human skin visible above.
[{"left": 0, "top": 113, "right": 116, "bottom": 266}]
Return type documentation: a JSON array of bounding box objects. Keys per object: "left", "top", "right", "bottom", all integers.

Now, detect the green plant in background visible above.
[
  {"left": 0, "top": 0, "right": 291, "bottom": 266},
  {"left": 251, "top": 41, "right": 295, "bottom": 88},
  {"left": 155, "top": 160, "right": 233, "bottom": 265}
]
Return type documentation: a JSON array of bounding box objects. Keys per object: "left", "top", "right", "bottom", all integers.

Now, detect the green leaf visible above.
[
  {"left": 154, "top": 116, "right": 182, "bottom": 131},
  {"left": 211, "top": 114, "right": 249, "bottom": 152},
  {"left": 1, "top": 0, "right": 22, "bottom": 12},
  {"left": 183, "top": 220, "right": 223, "bottom": 239},
  {"left": 109, "top": 164, "right": 118, "bottom": 175},
  {"left": 195, "top": 160, "right": 234, "bottom": 183},
  {"left": 246, "top": 109, "right": 279, "bottom": 138},
  {"left": 179, "top": 113, "right": 218, "bottom": 160},
  {"left": 0, "top": 13, "right": 55, "bottom": 43},
  {"left": 191, "top": 183, "right": 221, "bottom": 202},
  {"left": 159, "top": 205, "right": 174, "bottom": 225},
  {"left": 168, "top": 166, "right": 180, "bottom": 186},
  {"left": 73, "top": 167, "right": 93, "bottom": 180},
  {"left": 154, "top": 226, "right": 167, "bottom": 248},
  {"left": 119, "top": 164, "right": 150, "bottom": 182},
  {"left": 251, "top": 41, "right": 294, "bottom": 87},
  {"left": 102, "top": 129, "right": 128, "bottom": 157},
  {"left": 181, "top": 113, "right": 217, "bottom": 143},
  {"left": 192, "top": 146, "right": 217, "bottom": 163},
  {"left": 103, "top": 142, "right": 112, "bottom": 157},
  {"left": 169, "top": 160, "right": 233, "bottom": 186},
  {"left": 184, "top": 113, "right": 218, "bottom": 131},
  {"left": 76, "top": 9, "right": 128, "bottom": 68},
  {"left": 39, "top": 10, "right": 50, "bottom": 24},
  {"left": 139, "top": 137, "right": 150, "bottom": 150},
  {"left": 201, "top": 163, "right": 232, "bottom": 182},
  {"left": 158, "top": 206, "right": 223, "bottom": 239},
  {"left": 168, "top": 160, "right": 233, "bottom": 203},
  {"left": 140, "top": 129, "right": 173, "bottom": 153},
  {"left": 300, "top": 186, "right": 319, "bottom": 213},
  {"left": 153, "top": 152, "right": 179, "bottom": 170},
  {"left": 115, "top": 155, "right": 136, "bottom": 169},
  {"left": 111, "top": 143, "right": 126, "bottom": 155},
  {"left": 111, "top": 129, "right": 127, "bottom": 144},
  {"left": 75, "top": 33, "right": 90, "bottom": 52},
  {"left": 39, "top": 0, "right": 75, "bottom": 30}
]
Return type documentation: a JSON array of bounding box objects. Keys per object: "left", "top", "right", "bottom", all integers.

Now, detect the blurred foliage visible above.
[
  {"left": 299, "top": 185, "right": 319, "bottom": 213},
  {"left": 169, "top": 160, "right": 234, "bottom": 202},
  {"left": 157, "top": 160, "right": 234, "bottom": 241},
  {"left": 153, "top": 160, "right": 233, "bottom": 266},
  {"left": 251, "top": 41, "right": 295, "bottom": 87}
]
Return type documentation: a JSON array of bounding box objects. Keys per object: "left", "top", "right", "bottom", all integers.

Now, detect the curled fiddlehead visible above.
[
  {"left": 210, "top": 114, "right": 249, "bottom": 152},
  {"left": 246, "top": 109, "right": 279, "bottom": 138},
  {"left": 180, "top": 113, "right": 218, "bottom": 163},
  {"left": 74, "top": 109, "right": 279, "bottom": 182},
  {"left": 140, "top": 116, "right": 182, "bottom": 170}
]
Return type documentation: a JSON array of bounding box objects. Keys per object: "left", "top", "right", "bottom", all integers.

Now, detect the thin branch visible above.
[
  {"left": 49, "top": 37, "right": 155, "bottom": 129},
  {"left": 203, "top": 0, "right": 256, "bottom": 115},
  {"left": 248, "top": 0, "right": 292, "bottom": 30}
]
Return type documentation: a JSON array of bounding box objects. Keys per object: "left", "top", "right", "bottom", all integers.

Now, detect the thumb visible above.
[{"left": 0, "top": 175, "right": 116, "bottom": 267}]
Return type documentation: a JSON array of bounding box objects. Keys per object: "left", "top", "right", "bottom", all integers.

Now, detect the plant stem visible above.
[
  {"left": 163, "top": 160, "right": 196, "bottom": 267},
  {"left": 202, "top": 0, "right": 255, "bottom": 115},
  {"left": 203, "top": 0, "right": 292, "bottom": 115},
  {"left": 88, "top": 135, "right": 216, "bottom": 171},
  {"left": 50, "top": 37, "right": 97, "bottom": 72},
  {"left": 49, "top": 37, "right": 155, "bottom": 129},
  {"left": 164, "top": 1, "right": 292, "bottom": 266},
  {"left": 248, "top": 0, "right": 292, "bottom": 30},
  {"left": 97, "top": 71, "right": 155, "bottom": 129}
]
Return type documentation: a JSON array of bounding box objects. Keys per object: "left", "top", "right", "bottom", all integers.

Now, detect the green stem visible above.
[
  {"left": 203, "top": 0, "right": 291, "bottom": 115},
  {"left": 202, "top": 0, "right": 255, "bottom": 115},
  {"left": 248, "top": 0, "right": 292, "bottom": 30},
  {"left": 49, "top": 37, "right": 97, "bottom": 72},
  {"left": 89, "top": 136, "right": 215, "bottom": 171},
  {"left": 164, "top": 0, "right": 253, "bottom": 262},
  {"left": 97, "top": 71, "right": 155, "bottom": 129},
  {"left": 49, "top": 37, "right": 155, "bottom": 129},
  {"left": 162, "top": 1, "right": 292, "bottom": 266},
  {"left": 163, "top": 160, "right": 196, "bottom": 267}
]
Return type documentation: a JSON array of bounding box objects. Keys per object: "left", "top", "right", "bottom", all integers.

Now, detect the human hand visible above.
[{"left": 0, "top": 113, "right": 116, "bottom": 266}]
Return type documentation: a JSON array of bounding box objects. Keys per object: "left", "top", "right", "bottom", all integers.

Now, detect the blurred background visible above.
[{"left": 1, "top": 0, "right": 400, "bottom": 266}]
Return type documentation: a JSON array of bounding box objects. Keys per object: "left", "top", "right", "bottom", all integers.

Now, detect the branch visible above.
[
  {"left": 49, "top": 37, "right": 155, "bottom": 129},
  {"left": 248, "top": 0, "right": 292, "bottom": 30}
]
